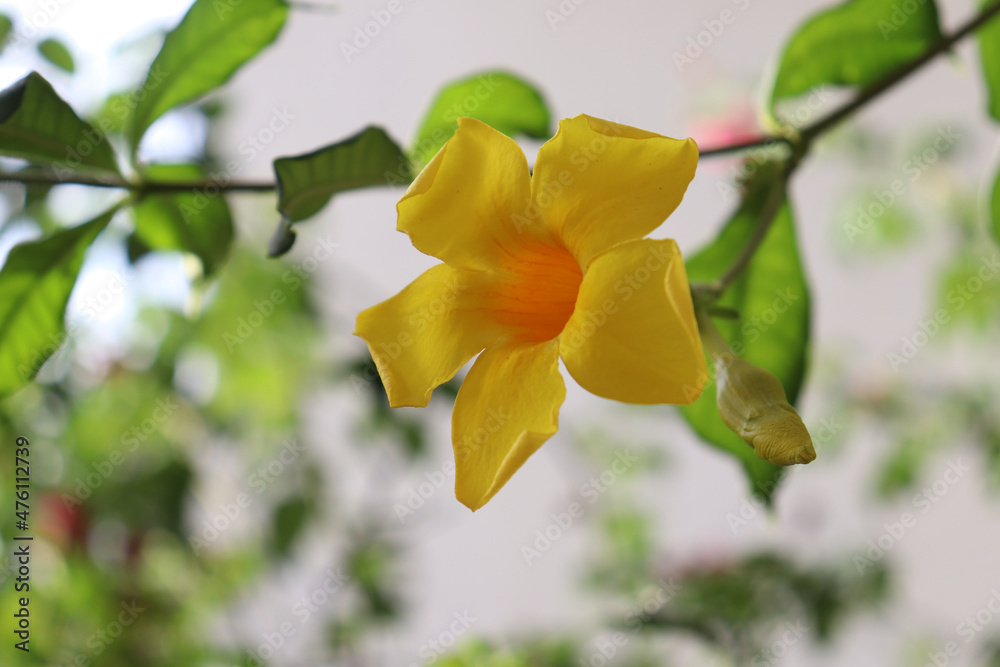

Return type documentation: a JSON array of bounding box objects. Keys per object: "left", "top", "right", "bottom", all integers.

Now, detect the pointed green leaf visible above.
[
  {"left": 37, "top": 37, "right": 75, "bottom": 73},
  {"left": 270, "top": 126, "right": 407, "bottom": 255},
  {"left": 0, "top": 209, "right": 116, "bottom": 397},
  {"left": 130, "top": 164, "right": 234, "bottom": 276},
  {"left": 129, "top": 0, "right": 289, "bottom": 150},
  {"left": 978, "top": 1, "right": 1000, "bottom": 121},
  {"left": 411, "top": 71, "right": 551, "bottom": 168},
  {"left": 682, "top": 174, "right": 811, "bottom": 503},
  {"left": 770, "top": 0, "right": 943, "bottom": 111},
  {"left": 0, "top": 72, "right": 121, "bottom": 177}
]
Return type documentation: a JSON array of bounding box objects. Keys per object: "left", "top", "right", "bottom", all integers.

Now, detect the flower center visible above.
[{"left": 491, "top": 241, "right": 583, "bottom": 343}]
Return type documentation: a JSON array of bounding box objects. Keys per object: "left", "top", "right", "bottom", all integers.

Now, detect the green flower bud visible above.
[{"left": 714, "top": 354, "right": 816, "bottom": 466}]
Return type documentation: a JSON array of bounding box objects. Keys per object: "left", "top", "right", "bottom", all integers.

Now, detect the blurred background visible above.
[{"left": 1, "top": 0, "right": 1000, "bottom": 665}]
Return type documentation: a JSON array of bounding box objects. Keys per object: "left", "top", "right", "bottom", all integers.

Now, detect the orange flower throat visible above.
[{"left": 491, "top": 240, "right": 583, "bottom": 343}]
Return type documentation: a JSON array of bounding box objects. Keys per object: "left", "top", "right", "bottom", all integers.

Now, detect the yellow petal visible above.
[
  {"left": 531, "top": 114, "right": 698, "bottom": 266},
  {"left": 397, "top": 117, "right": 545, "bottom": 272},
  {"left": 560, "top": 238, "right": 707, "bottom": 404},
  {"left": 355, "top": 264, "right": 501, "bottom": 408},
  {"left": 453, "top": 339, "right": 565, "bottom": 511}
]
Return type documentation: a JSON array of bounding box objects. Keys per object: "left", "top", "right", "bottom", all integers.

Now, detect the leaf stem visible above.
[
  {"left": 716, "top": 172, "right": 789, "bottom": 292},
  {"left": 0, "top": 171, "right": 276, "bottom": 192},
  {"left": 698, "top": 136, "right": 791, "bottom": 158}
]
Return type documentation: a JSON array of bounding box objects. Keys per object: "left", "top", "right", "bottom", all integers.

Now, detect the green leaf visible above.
[
  {"left": 0, "top": 72, "right": 121, "bottom": 177},
  {"left": 37, "top": 37, "right": 75, "bottom": 73},
  {"left": 681, "top": 173, "right": 812, "bottom": 503},
  {"left": 992, "top": 164, "right": 1000, "bottom": 244},
  {"left": 130, "top": 165, "right": 234, "bottom": 276},
  {"left": 411, "top": 71, "right": 551, "bottom": 168},
  {"left": 93, "top": 91, "right": 134, "bottom": 135},
  {"left": 270, "top": 126, "right": 407, "bottom": 255},
  {"left": 0, "top": 15, "right": 13, "bottom": 50},
  {"left": 270, "top": 496, "right": 311, "bottom": 558},
  {"left": 934, "top": 244, "right": 1000, "bottom": 332},
  {"left": 770, "top": 0, "right": 943, "bottom": 111},
  {"left": 0, "top": 209, "right": 116, "bottom": 397},
  {"left": 876, "top": 437, "right": 930, "bottom": 497},
  {"left": 979, "top": 1, "right": 1000, "bottom": 121},
  {"left": 129, "top": 0, "right": 289, "bottom": 151}
]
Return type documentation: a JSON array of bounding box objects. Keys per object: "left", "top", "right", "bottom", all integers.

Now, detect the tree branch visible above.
[
  {"left": 698, "top": 136, "right": 791, "bottom": 158},
  {"left": 0, "top": 171, "right": 276, "bottom": 192},
  {"left": 800, "top": 0, "right": 1000, "bottom": 143},
  {"left": 3, "top": 1, "right": 999, "bottom": 199},
  {"left": 716, "top": 175, "right": 789, "bottom": 291},
  {"left": 705, "top": 0, "right": 1000, "bottom": 289},
  {"left": 698, "top": 0, "right": 1000, "bottom": 159}
]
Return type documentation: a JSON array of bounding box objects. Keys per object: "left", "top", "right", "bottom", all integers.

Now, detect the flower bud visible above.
[{"left": 714, "top": 354, "right": 816, "bottom": 466}]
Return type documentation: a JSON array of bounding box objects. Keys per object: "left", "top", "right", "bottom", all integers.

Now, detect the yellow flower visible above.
[{"left": 355, "top": 114, "right": 708, "bottom": 511}]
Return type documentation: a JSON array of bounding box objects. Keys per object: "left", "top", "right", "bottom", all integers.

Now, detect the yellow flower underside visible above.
[{"left": 355, "top": 114, "right": 707, "bottom": 510}]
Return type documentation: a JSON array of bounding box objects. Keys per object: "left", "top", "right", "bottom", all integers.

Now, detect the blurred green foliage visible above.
[
  {"left": 770, "top": 0, "right": 942, "bottom": 112},
  {"left": 1, "top": 0, "right": 1000, "bottom": 664},
  {"left": 36, "top": 38, "right": 74, "bottom": 73}
]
